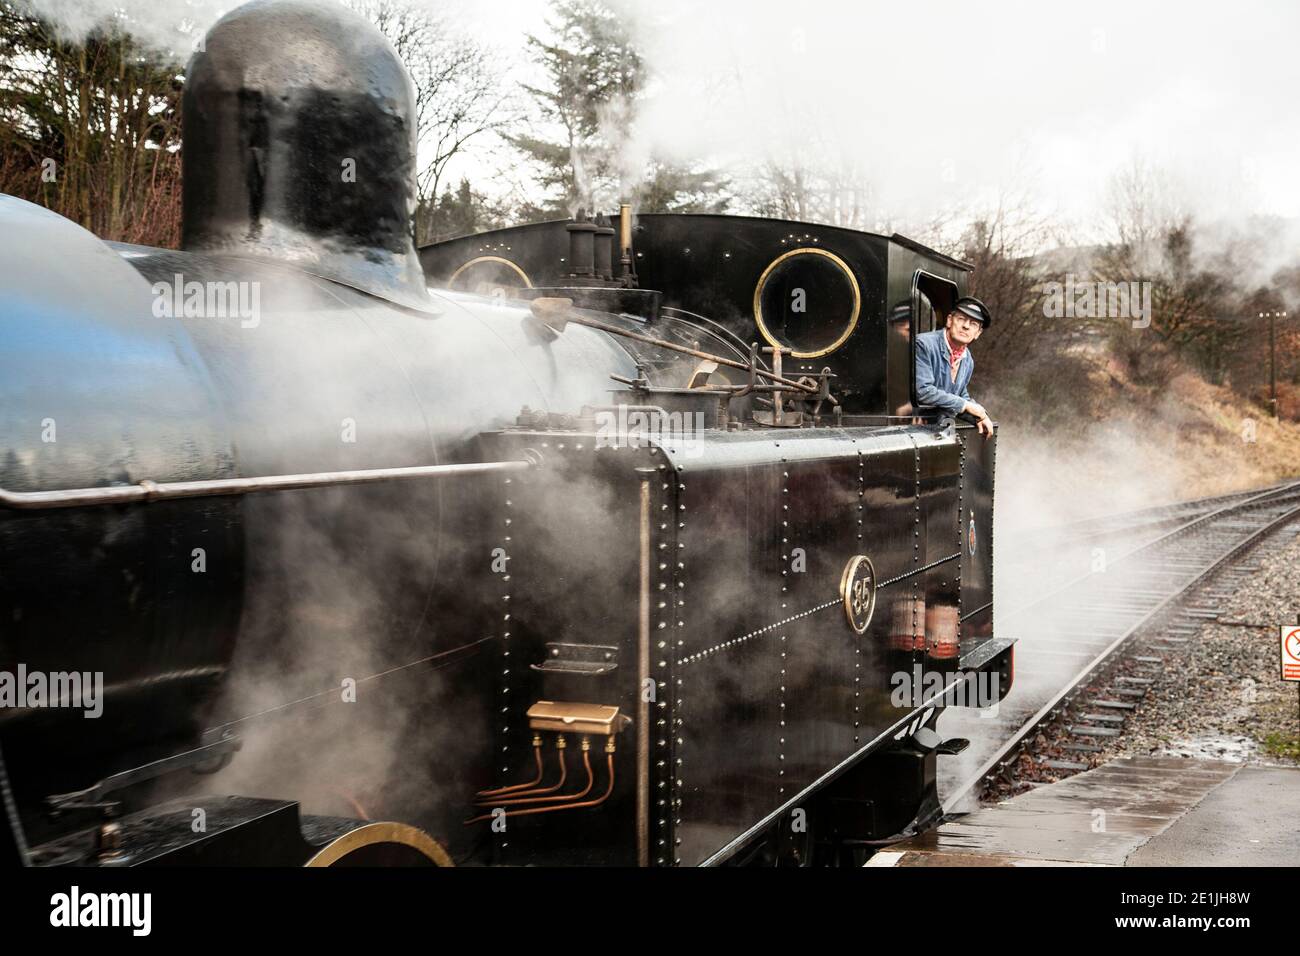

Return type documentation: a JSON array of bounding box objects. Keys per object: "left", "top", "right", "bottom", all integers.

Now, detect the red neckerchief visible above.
[{"left": 945, "top": 332, "right": 967, "bottom": 375}]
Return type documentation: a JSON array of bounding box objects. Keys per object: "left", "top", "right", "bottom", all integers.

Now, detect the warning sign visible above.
[{"left": 1282, "top": 626, "right": 1300, "bottom": 682}]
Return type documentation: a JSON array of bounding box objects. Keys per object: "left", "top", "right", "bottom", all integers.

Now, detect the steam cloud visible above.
[
  {"left": 620, "top": 0, "right": 1300, "bottom": 235},
  {"left": 19, "top": 0, "right": 226, "bottom": 57}
]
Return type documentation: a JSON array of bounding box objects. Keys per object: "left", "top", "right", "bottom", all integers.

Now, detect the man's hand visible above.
[
  {"left": 962, "top": 400, "right": 993, "bottom": 438},
  {"left": 967, "top": 400, "right": 993, "bottom": 437}
]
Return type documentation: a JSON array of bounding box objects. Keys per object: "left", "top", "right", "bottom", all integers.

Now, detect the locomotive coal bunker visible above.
[{"left": 0, "top": 0, "right": 1011, "bottom": 867}]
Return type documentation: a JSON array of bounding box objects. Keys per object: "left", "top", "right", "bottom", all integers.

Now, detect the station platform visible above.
[{"left": 868, "top": 756, "right": 1300, "bottom": 867}]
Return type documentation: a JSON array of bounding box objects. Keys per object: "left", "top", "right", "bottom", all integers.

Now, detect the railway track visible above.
[
  {"left": 1045, "top": 483, "right": 1290, "bottom": 542},
  {"left": 939, "top": 479, "right": 1300, "bottom": 811},
  {"left": 997, "top": 483, "right": 1290, "bottom": 574}
]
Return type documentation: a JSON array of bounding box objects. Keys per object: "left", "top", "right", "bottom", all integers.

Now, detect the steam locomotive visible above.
[{"left": 0, "top": 0, "right": 1010, "bottom": 867}]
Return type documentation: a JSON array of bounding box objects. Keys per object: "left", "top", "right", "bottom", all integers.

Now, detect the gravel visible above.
[{"left": 1099, "top": 527, "right": 1300, "bottom": 767}]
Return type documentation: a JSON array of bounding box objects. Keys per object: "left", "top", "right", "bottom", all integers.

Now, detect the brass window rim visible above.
[
  {"left": 448, "top": 255, "right": 533, "bottom": 289},
  {"left": 752, "top": 247, "right": 861, "bottom": 359}
]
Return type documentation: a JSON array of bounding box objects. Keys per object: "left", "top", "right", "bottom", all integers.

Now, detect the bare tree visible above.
[
  {"left": 1104, "top": 155, "right": 1188, "bottom": 254},
  {"left": 0, "top": 1, "right": 184, "bottom": 245},
  {"left": 953, "top": 196, "right": 1056, "bottom": 376},
  {"left": 747, "top": 147, "right": 875, "bottom": 229},
  {"left": 346, "top": 0, "right": 514, "bottom": 241}
]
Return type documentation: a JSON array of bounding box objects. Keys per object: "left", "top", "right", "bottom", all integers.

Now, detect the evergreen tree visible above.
[
  {"left": 416, "top": 178, "right": 505, "bottom": 244},
  {"left": 508, "top": 0, "right": 727, "bottom": 217}
]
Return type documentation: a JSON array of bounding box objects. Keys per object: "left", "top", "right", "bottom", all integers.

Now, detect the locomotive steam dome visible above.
[{"left": 182, "top": 0, "right": 433, "bottom": 311}]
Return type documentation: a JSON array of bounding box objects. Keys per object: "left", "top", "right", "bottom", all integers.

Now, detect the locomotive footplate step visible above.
[{"left": 868, "top": 757, "right": 1299, "bottom": 867}]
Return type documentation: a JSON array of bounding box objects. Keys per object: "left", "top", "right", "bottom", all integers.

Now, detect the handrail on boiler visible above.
[{"left": 0, "top": 452, "right": 541, "bottom": 511}]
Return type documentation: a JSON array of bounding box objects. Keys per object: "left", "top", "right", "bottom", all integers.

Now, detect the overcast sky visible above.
[
  {"left": 449, "top": 0, "right": 1300, "bottom": 238},
  {"left": 24, "top": 0, "right": 1300, "bottom": 240}
]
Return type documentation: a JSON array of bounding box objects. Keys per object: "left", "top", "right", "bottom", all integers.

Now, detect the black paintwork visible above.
[
  {"left": 182, "top": 0, "right": 431, "bottom": 311},
  {"left": 0, "top": 195, "right": 635, "bottom": 857},
  {"left": 1, "top": 197, "right": 1004, "bottom": 865},
  {"left": 420, "top": 214, "right": 972, "bottom": 415},
  {"left": 481, "top": 418, "right": 1004, "bottom": 866}
]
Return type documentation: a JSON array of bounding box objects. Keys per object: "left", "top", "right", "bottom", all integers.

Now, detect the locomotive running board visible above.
[{"left": 698, "top": 670, "right": 980, "bottom": 867}]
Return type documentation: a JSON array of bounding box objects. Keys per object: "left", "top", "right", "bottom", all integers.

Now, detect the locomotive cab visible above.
[{"left": 420, "top": 212, "right": 1011, "bottom": 863}]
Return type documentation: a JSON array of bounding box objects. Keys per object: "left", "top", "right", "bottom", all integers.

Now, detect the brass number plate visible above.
[{"left": 839, "top": 554, "right": 877, "bottom": 635}]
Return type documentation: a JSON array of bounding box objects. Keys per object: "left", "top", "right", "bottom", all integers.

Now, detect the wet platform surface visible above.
[{"left": 870, "top": 756, "right": 1299, "bottom": 867}]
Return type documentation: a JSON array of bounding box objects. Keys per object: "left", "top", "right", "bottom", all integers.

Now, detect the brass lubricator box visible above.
[{"left": 526, "top": 701, "right": 631, "bottom": 736}]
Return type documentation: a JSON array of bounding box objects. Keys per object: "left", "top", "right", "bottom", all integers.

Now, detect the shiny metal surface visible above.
[
  {"left": 636, "top": 469, "right": 652, "bottom": 867},
  {"left": 0, "top": 197, "right": 242, "bottom": 813},
  {"left": 0, "top": 194, "right": 638, "bottom": 843},
  {"left": 479, "top": 419, "right": 1005, "bottom": 865},
  {"left": 5, "top": 24, "right": 1007, "bottom": 860},
  {"left": 183, "top": 0, "right": 433, "bottom": 312},
  {"left": 0, "top": 459, "right": 535, "bottom": 510},
  {"left": 422, "top": 214, "right": 973, "bottom": 415},
  {"left": 664, "top": 426, "right": 941, "bottom": 864}
]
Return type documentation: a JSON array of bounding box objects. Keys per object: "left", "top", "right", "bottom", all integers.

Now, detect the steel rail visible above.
[
  {"left": 944, "top": 481, "right": 1300, "bottom": 811},
  {"left": 1001, "top": 482, "right": 1289, "bottom": 554},
  {"left": 998, "top": 480, "right": 1300, "bottom": 623}
]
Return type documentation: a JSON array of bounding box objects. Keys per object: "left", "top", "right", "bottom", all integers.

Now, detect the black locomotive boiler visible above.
[{"left": 0, "top": 0, "right": 1011, "bottom": 867}]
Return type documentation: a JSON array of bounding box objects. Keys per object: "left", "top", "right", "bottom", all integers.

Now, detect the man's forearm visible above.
[
  {"left": 915, "top": 384, "right": 967, "bottom": 416},
  {"left": 914, "top": 363, "right": 966, "bottom": 416}
]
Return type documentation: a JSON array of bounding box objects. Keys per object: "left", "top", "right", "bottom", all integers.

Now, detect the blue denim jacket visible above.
[{"left": 914, "top": 329, "right": 974, "bottom": 416}]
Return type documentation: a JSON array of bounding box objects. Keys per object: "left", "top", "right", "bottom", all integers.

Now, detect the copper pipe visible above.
[
  {"left": 462, "top": 749, "right": 598, "bottom": 822},
  {"left": 475, "top": 737, "right": 544, "bottom": 797},
  {"left": 474, "top": 737, "right": 568, "bottom": 802},
  {"left": 500, "top": 754, "right": 616, "bottom": 819},
  {"left": 474, "top": 745, "right": 593, "bottom": 807},
  {"left": 636, "top": 469, "right": 652, "bottom": 867},
  {"left": 464, "top": 753, "right": 616, "bottom": 824}
]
